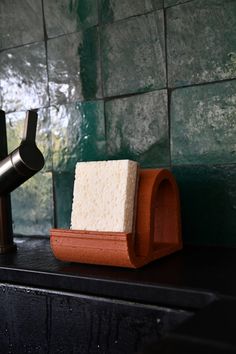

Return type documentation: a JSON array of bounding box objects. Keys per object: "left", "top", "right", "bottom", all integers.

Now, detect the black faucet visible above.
[{"left": 0, "top": 110, "right": 45, "bottom": 254}]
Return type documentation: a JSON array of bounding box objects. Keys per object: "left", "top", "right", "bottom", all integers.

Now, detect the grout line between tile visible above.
[
  {"left": 0, "top": 40, "right": 44, "bottom": 53},
  {"left": 97, "top": 0, "right": 107, "bottom": 154},
  {"left": 97, "top": 77, "right": 236, "bottom": 104},
  {"left": 103, "top": 86, "right": 168, "bottom": 102},
  {"left": 100, "top": 8, "right": 164, "bottom": 28},
  {"left": 163, "top": 7, "right": 172, "bottom": 168},
  {"left": 170, "top": 77, "right": 236, "bottom": 92},
  {"left": 97, "top": 13, "right": 105, "bottom": 98},
  {"left": 41, "top": 0, "right": 50, "bottom": 107},
  {"left": 164, "top": 0, "right": 195, "bottom": 10},
  {"left": 41, "top": 0, "right": 56, "bottom": 227}
]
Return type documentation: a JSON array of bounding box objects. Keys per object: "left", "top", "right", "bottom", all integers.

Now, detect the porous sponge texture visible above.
[{"left": 71, "top": 160, "right": 138, "bottom": 233}]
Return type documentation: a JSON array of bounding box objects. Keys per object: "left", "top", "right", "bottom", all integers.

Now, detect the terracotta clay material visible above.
[
  {"left": 50, "top": 169, "right": 182, "bottom": 268},
  {"left": 135, "top": 169, "right": 182, "bottom": 257}
]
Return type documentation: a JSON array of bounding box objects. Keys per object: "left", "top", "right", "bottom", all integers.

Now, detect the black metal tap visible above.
[{"left": 0, "top": 110, "right": 45, "bottom": 254}]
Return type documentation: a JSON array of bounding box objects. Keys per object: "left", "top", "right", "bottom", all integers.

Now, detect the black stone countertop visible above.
[
  {"left": 1, "top": 237, "right": 236, "bottom": 353},
  {"left": 0, "top": 237, "right": 235, "bottom": 307}
]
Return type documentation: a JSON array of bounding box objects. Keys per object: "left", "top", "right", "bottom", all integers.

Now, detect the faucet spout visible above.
[
  {"left": 0, "top": 110, "right": 44, "bottom": 195},
  {"left": 0, "top": 110, "right": 45, "bottom": 254},
  {"left": 0, "top": 110, "right": 16, "bottom": 253}
]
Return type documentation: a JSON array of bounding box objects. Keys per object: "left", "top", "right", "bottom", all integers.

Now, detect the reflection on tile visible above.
[
  {"left": 51, "top": 100, "right": 106, "bottom": 172},
  {"left": 167, "top": 0, "right": 236, "bottom": 87},
  {"left": 106, "top": 90, "right": 169, "bottom": 167},
  {"left": 54, "top": 171, "right": 74, "bottom": 229},
  {"left": 51, "top": 103, "right": 81, "bottom": 172},
  {"left": 44, "top": 0, "right": 98, "bottom": 38},
  {"left": 171, "top": 81, "right": 236, "bottom": 165},
  {"left": 100, "top": 0, "right": 163, "bottom": 23},
  {"left": 48, "top": 33, "right": 82, "bottom": 105},
  {"left": 0, "top": 0, "right": 44, "bottom": 50},
  {"left": 0, "top": 42, "right": 48, "bottom": 112},
  {"left": 6, "top": 109, "right": 52, "bottom": 172},
  {"left": 101, "top": 11, "right": 166, "bottom": 97},
  {"left": 76, "top": 100, "right": 106, "bottom": 162},
  {"left": 11, "top": 172, "right": 54, "bottom": 236},
  {"left": 79, "top": 27, "right": 102, "bottom": 100},
  {"left": 172, "top": 164, "right": 236, "bottom": 246},
  {"left": 48, "top": 28, "right": 101, "bottom": 105}
]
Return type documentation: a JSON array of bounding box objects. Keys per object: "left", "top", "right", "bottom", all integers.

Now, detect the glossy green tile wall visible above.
[
  {"left": 106, "top": 90, "right": 169, "bottom": 167},
  {"left": 171, "top": 81, "right": 236, "bottom": 165},
  {"left": 167, "top": 0, "right": 236, "bottom": 87},
  {"left": 101, "top": 10, "right": 166, "bottom": 97},
  {"left": 0, "top": 0, "right": 235, "bottom": 245}
]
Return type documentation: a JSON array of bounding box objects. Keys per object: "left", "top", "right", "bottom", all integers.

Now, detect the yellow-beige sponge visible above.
[{"left": 71, "top": 160, "right": 138, "bottom": 233}]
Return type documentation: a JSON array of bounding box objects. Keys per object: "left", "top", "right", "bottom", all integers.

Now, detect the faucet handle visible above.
[{"left": 22, "top": 110, "right": 38, "bottom": 145}]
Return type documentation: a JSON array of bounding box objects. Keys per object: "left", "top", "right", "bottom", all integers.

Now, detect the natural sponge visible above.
[{"left": 71, "top": 160, "right": 138, "bottom": 233}]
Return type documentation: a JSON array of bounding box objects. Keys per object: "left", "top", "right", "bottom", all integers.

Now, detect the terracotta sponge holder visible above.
[{"left": 50, "top": 169, "right": 182, "bottom": 268}]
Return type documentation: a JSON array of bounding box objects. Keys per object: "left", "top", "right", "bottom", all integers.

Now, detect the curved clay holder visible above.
[{"left": 50, "top": 169, "right": 182, "bottom": 268}]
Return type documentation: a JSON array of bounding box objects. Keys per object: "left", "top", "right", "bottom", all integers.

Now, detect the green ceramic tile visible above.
[
  {"left": 171, "top": 81, "right": 236, "bottom": 165},
  {"left": 51, "top": 103, "right": 80, "bottom": 172},
  {"left": 0, "top": 0, "right": 44, "bottom": 50},
  {"left": 101, "top": 11, "right": 166, "bottom": 97},
  {"left": 44, "top": 0, "right": 98, "bottom": 38},
  {"left": 11, "top": 172, "right": 54, "bottom": 236},
  {"left": 152, "top": 0, "right": 164, "bottom": 9},
  {"left": 48, "top": 28, "right": 101, "bottom": 105},
  {"left": 78, "top": 27, "right": 102, "bottom": 100},
  {"left": 0, "top": 42, "right": 48, "bottom": 113},
  {"left": 106, "top": 90, "right": 169, "bottom": 167},
  {"left": 51, "top": 100, "right": 106, "bottom": 172},
  {"left": 172, "top": 164, "right": 236, "bottom": 246},
  {"left": 48, "top": 32, "right": 83, "bottom": 105},
  {"left": 54, "top": 171, "right": 74, "bottom": 229},
  {"left": 167, "top": 0, "right": 236, "bottom": 87},
  {"left": 75, "top": 100, "right": 106, "bottom": 161},
  {"left": 6, "top": 109, "right": 52, "bottom": 172},
  {"left": 100, "top": 0, "right": 163, "bottom": 23}
]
